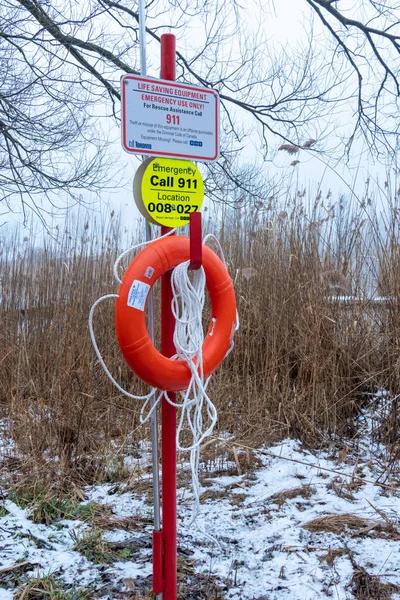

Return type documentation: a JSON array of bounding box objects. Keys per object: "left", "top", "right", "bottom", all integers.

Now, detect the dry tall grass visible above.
[{"left": 1, "top": 190, "right": 400, "bottom": 485}]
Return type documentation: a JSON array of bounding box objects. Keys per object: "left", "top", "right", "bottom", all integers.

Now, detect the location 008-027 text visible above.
[
  {"left": 122, "top": 76, "right": 219, "bottom": 161},
  {"left": 147, "top": 202, "right": 199, "bottom": 218}
]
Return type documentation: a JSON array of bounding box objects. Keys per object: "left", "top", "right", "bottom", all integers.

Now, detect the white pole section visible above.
[
  {"left": 138, "top": 1, "right": 162, "bottom": 593},
  {"left": 139, "top": 0, "right": 147, "bottom": 77}
]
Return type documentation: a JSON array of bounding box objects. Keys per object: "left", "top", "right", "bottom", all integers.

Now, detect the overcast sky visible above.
[{"left": 1, "top": 0, "right": 396, "bottom": 234}]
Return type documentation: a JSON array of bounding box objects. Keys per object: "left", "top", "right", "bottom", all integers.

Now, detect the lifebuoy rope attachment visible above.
[{"left": 89, "top": 230, "right": 239, "bottom": 535}]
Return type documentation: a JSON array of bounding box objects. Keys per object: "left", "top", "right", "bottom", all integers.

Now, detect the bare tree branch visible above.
[{"left": 0, "top": 0, "right": 399, "bottom": 218}]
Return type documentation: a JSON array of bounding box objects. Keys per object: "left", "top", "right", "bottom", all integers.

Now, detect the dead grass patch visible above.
[
  {"left": 350, "top": 565, "right": 400, "bottom": 599},
  {"left": 230, "top": 493, "right": 248, "bottom": 506},
  {"left": 14, "top": 574, "right": 93, "bottom": 599},
  {"left": 124, "top": 478, "right": 154, "bottom": 500},
  {"left": 270, "top": 485, "right": 315, "bottom": 506},
  {"left": 177, "top": 555, "right": 227, "bottom": 599},
  {"left": 93, "top": 514, "right": 152, "bottom": 531},
  {"left": 328, "top": 477, "right": 357, "bottom": 501},
  {"left": 303, "top": 513, "right": 372, "bottom": 533},
  {"left": 198, "top": 487, "right": 247, "bottom": 506},
  {"left": 200, "top": 488, "right": 230, "bottom": 503},
  {"left": 318, "top": 547, "right": 350, "bottom": 567},
  {"left": 71, "top": 528, "right": 155, "bottom": 564},
  {"left": 302, "top": 513, "right": 399, "bottom": 538}
]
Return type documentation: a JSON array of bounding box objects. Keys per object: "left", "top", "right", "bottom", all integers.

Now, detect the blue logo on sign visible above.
[{"left": 190, "top": 140, "right": 203, "bottom": 147}]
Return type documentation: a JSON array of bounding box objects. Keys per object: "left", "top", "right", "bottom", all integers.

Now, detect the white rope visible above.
[
  {"left": 168, "top": 260, "right": 220, "bottom": 534},
  {"left": 204, "top": 233, "right": 240, "bottom": 336},
  {"left": 88, "top": 294, "right": 157, "bottom": 402},
  {"left": 168, "top": 257, "right": 240, "bottom": 531},
  {"left": 203, "top": 233, "right": 226, "bottom": 264},
  {"left": 113, "top": 227, "right": 177, "bottom": 284}
]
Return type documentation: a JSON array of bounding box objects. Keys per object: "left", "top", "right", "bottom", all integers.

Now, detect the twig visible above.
[
  {"left": 0, "top": 561, "right": 38, "bottom": 574},
  {"left": 18, "top": 586, "right": 29, "bottom": 600},
  {"left": 232, "top": 446, "right": 242, "bottom": 476},
  {"left": 365, "top": 498, "right": 398, "bottom": 531}
]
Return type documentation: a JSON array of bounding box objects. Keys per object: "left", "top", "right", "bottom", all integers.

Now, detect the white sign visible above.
[{"left": 121, "top": 75, "right": 219, "bottom": 162}]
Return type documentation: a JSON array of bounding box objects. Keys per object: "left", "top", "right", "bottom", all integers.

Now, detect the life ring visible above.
[{"left": 115, "top": 236, "right": 237, "bottom": 391}]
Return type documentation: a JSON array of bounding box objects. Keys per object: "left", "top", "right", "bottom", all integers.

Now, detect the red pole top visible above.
[
  {"left": 189, "top": 211, "right": 202, "bottom": 270},
  {"left": 160, "top": 34, "right": 176, "bottom": 81}
]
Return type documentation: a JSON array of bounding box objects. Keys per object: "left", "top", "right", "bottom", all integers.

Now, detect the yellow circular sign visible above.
[{"left": 133, "top": 157, "right": 204, "bottom": 227}]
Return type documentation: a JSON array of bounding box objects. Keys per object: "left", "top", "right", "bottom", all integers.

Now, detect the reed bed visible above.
[{"left": 1, "top": 189, "right": 400, "bottom": 485}]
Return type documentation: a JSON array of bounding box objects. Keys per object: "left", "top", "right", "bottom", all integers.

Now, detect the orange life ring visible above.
[{"left": 115, "top": 236, "right": 237, "bottom": 391}]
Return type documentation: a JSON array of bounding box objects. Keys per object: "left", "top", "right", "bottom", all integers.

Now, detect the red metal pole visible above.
[{"left": 160, "top": 32, "right": 177, "bottom": 600}]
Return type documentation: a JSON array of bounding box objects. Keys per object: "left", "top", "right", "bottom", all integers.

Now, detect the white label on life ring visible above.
[
  {"left": 127, "top": 280, "right": 150, "bottom": 311},
  {"left": 144, "top": 266, "right": 154, "bottom": 279}
]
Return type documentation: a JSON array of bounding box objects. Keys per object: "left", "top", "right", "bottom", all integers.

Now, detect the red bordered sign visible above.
[{"left": 121, "top": 75, "right": 220, "bottom": 162}]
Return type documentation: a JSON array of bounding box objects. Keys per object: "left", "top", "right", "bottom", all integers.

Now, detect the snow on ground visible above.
[
  {"left": 182, "top": 439, "right": 400, "bottom": 599},
  {"left": 1, "top": 431, "right": 400, "bottom": 599}
]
